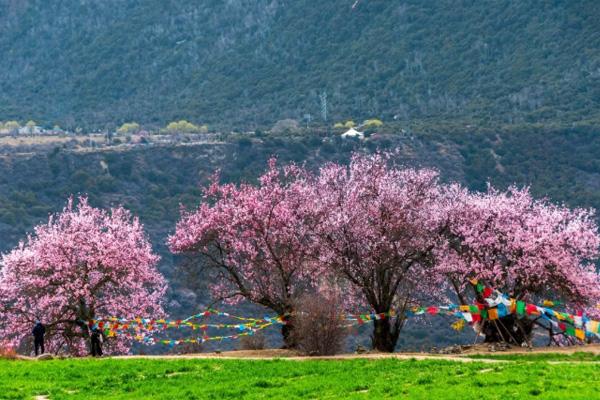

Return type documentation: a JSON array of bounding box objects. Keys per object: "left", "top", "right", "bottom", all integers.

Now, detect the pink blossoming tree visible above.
[
  {"left": 438, "top": 185, "right": 600, "bottom": 343},
  {"left": 313, "top": 153, "right": 446, "bottom": 352},
  {"left": 169, "top": 153, "right": 600, "bottom": 350},
  {"left": 168, "top": 161, "right": 321, "bottom": 347},
  {"left": 0, "top": 197, "right": 167, "bottom": 355}
]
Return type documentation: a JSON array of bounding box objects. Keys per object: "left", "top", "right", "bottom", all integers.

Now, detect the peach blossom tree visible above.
[
  {"left": 169, "top": 161, "right": 321, "bottom": 347},
  {"left": 0, "top": 197, "right": 166, "bottom": 355},
  {"left": 438, "top": 186, "right": 600, "bottom": 343}
]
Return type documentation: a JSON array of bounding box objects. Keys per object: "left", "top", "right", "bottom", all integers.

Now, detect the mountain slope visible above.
[{"left": 1, "top": 0, "right": 599, "bottom": 129}]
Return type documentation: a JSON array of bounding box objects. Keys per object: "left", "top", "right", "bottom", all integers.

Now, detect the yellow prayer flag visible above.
[
  {"left": 575, "top": 329, "right": 585, "bottom": 340},
  {"left": 509, "top": 300, "right": 516, "bottom": 314},
  {"left": 488, "top": 308, "right": 499, "bottom": 320},
  {"left": 451, "top": 319, "right": 465, "bottom": 331}
]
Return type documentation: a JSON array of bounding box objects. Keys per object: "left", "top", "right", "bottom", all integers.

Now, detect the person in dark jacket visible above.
[
  {"left": 32, "top": 321, "right": 45, "bottom": 356},
  {"left": 90, "top": 327, "right": 104, "bottom": 357}
]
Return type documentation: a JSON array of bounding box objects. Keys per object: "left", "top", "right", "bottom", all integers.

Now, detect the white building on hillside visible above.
[
  {"left": 18, "top": 125, "right": 44, "bottom": 135},
  {"left": 340, "top": 127, "right": 364, "bottom": 139}
]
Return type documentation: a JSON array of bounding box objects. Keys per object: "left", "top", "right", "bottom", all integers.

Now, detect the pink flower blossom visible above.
[{"left": 0, "top": 197, "right": 167, "bottom": 355}]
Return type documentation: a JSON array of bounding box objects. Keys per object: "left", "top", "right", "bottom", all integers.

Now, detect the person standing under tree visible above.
[
  {"left": 90, "top": 327, "right": 104, "bottom": 357},
  {"left": 32, "top": 321, "right": 45, "bottom": 356}
]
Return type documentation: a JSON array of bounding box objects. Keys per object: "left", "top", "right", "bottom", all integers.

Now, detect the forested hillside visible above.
[{"left": 1, "top": 0, "right": 599, "bottom": 130}]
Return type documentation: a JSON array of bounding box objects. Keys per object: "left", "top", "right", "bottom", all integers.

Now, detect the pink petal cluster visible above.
[
  {"left": 169, "top": 159, "right": 320, "bottom": 315},
  {"left": 313, "top": 153, "right": 447, "bottom": 313},
  {"left": 439, "top": 185, "right": 600, "bottom": 314},
  {"left": 0, "top": 197, "right": 167, "bottom": 355},
  {"left": 170, "top": 153, "right": 600, "bottom": 323}
]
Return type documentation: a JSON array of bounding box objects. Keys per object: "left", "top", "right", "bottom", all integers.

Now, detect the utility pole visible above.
[
  {"left": 320, "top": 91, "right": 328, "bottom": 123},
  {"left": 304, "top": 113, "right": 312, "bottom": 129}
]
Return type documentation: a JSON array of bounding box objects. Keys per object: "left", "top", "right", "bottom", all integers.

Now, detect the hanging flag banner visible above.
[{"left": 87, "top": 283, "right": 600, "bottom": 346}]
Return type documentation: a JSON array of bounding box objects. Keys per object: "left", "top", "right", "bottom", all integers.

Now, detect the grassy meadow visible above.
[{"left": 0, "top": 355, "right": 598, "bottom": 399}]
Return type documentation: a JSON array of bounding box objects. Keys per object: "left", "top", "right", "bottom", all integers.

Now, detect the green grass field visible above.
[
  {"left": 466, "top": 352, "right": 600, "bottom": 362},
  {"left": 0, "top": 356, "right": 598, "bottom": 399}
]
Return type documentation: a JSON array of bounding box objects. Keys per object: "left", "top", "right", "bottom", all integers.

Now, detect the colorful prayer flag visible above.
[
  {"left": 488, "top": 308, "right": 499, "bottom": 320},
  {"left": 516, "top": 301, "right": 526, "bottom": 315}
]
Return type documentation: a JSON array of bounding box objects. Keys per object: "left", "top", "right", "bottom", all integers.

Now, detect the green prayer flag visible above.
[{"left": 516, "top": 301, "right": 526, "bottom": 315}]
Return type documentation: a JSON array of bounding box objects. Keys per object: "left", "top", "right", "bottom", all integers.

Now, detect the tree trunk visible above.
[
  {"left": 371, "top": 317, "right": 400, "bottom": 352},
  {"left": 281, "top": 316, "right": 297, "bottom": 349},
  {"left": 481, "top": 314, "right": 533, "bottom": 345}
]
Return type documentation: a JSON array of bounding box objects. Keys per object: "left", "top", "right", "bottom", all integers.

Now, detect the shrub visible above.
[
  {"left": 239, "top": 331, "right": 266, "bottom": 351},
  {"left": 163, "top": 120, "right": 207, "bottom": 134},
  {"left": 271, "top": 119, "right": 300, "bottom": 135},
  {"left": 0, "top": 341, "right": 18, "bottom": 359},
  {"left": 172, "top": 342, "right": 203, "bottom": 355},
  {"left": 291, "top": 292, "right": 348, "bottom": 356},
  {"left": 237, "top": 137, "right": 252, "bottom": 148},
  {"left": 116, "top": 122, "right": 140, "bottom": 135}
]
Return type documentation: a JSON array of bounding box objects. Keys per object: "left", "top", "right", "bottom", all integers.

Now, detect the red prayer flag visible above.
[
  {"left": 558, "top": 322, "right": 566, "bottom": 331},
  {"left": 525, "top": 304, "right": 538, "bottom": 315}
]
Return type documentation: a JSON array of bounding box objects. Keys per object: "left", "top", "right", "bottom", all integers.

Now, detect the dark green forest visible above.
[{"left": 1, "top": 0, "right": 599, "bottom": 130}]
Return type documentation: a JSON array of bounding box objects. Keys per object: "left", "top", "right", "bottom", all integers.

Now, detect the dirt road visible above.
[{"left": 115, "top": 343, "right": 600, "bottom": 362}]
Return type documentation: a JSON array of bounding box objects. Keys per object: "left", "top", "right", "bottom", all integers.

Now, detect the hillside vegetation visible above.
[{"left": 1, "top": 1, "right": 599, "bottom": 130}]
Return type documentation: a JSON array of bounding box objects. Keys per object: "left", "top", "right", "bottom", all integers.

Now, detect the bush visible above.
[
  {"left": 271, "top": 119, "right": 300, "bottom": 135},
  {"left": 239, "top": 331, "right": 266, "bottom": 351},
  {"left": 0, "top": 341, "right": 18, "bottom": 359},
  {"left": 237, "top": 137, "right": 252, "bottom": 148},
  {"left": 172, "top": 342, "right": 203, "bottom": 355},
  {"left": 291, "top": 292, "right": 348, "bottom": 356}
]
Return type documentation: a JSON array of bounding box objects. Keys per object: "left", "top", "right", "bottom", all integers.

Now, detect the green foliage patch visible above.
[
  {"left": 467, "top": 352, "right": 600, "bottom": 362},
  {"left": 0, "top": 357, "right": 598, "bottom": 399}
]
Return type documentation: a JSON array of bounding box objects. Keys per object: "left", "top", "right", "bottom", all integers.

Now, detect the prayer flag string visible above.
[{"left": 87, "top": 283, "right": 600, "bottom": 346}]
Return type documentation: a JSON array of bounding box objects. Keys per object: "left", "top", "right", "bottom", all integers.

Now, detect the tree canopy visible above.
[{"left": 0, "top": 197, "right": 167, "bottom": 355}]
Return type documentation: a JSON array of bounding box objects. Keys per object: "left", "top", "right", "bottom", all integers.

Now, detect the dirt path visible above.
[
  {"left": 118, "top": 352, "right": 504, "bottom": 363},
  {"left": 20, "top": 344, "right": 600, "bottom": 362},
  {"left": 457, "top": 343, "right": 600, "bottom": 355},
  {"left": 113, "top": 343, "right": 600, "bottom": 362}
]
